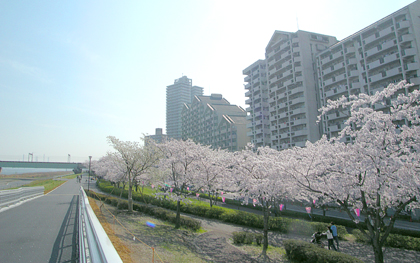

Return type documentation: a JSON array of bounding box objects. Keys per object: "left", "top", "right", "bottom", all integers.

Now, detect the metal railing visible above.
[
  {"left": 79, "top": 186, "right": 123, "bottom": 263},
  {"left": 0, "top": 186, "right": 44, "bottom": 208}
]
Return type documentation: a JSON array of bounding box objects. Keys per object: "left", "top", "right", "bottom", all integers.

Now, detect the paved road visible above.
[{"left": 0, "top": 178, "right": 81, "bottom": 263}]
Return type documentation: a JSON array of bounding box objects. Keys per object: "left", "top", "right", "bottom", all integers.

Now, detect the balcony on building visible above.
[
  {"left": 269, "top": 67, "right": 277, "bottom": 76},
  {"left": 289, "top": 107, "right": 306, "bottom": 116},
  {"left": 404, "top": 62, "right": 420, "bottom": 71},
  {"left": 289, "top": 96, "right": 305, "bottom": 105},
  {"left": 387, "top": 67, "right": 403, "bottom": 78},
  {"left": 348, "top": 70, "right": 360, "bottom": 78},
  {"left": 402, "top": 48, "right": 416, "bottom": 57},
  {"left": 344, "top": 46, "right": 356, "bottom": 54},
  {"left": 291, "top": 129, "right": 308, "bottom": 137},
  {"left": 400, "top": 33, "right": 414, "bottom": 43},
  {"left": 407, "top": 77, "right": 420, "bottom": 85},
  {"left": 245, "top": 83, "right": 251, "bottom": 90},
  {"left": 363, "top": 26, "right": 394, "bottom": 46},
  {"left": 290, "top": 118, "right": 306, "bottom": 126},
  {"left": 346, "top": 58, "right": 357, "bottom": 66},
  {"left": 328, "top": 123, "right": 343, "bottom": 133},
  {"left": 396, "top": 20, "right": 410, "bottom": 30}
]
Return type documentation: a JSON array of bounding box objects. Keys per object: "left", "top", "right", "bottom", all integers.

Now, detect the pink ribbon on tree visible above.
[
  {"left": 170, "top": 188, "right": 173, "bottom": 193},
  {"left": 306, "top": 207, "right": 311, "bottom": 213},
  {"left": 196, "top": 193, "right": 199, "bottom": 197},
  {"left": 279, "top": 204, "right": 284, "bottom": 211},
  {"left": 222, "top": 197, "right": 225, "bottom": 203},
  {"left": 355, "top": 208, "right": 360, "bottom": 217},
  {"left": 221, "top": 191, "right": 223, "bottom": 195}
]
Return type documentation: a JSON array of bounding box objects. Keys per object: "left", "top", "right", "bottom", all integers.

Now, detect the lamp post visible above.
[{"left": 88, "top": 156, "right": 92, "bottom": 191}]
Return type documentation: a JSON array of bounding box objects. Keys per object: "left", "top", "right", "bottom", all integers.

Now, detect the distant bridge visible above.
[{"left": 0, "top": 161, "right": 86, "bottom": 170}]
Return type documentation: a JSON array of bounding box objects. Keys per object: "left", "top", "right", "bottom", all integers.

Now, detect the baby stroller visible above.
[{"left": 310, "top": 231, "right": 325, "bottom": 247}]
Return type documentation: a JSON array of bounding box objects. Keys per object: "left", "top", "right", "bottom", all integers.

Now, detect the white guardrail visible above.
[
  {"left": 0, "top": 186, "right": 44, "bottom": 208},
  {"left": 79, "top": 186, "right": 123, "bottom": 263}
]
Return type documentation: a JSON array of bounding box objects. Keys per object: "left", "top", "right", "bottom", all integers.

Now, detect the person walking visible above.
[
  {"left": 330, "top": 222, "right": 339, "bottom": 250},
  {"left": 324, "top": 226, "right": 337, "bottom": 251}
]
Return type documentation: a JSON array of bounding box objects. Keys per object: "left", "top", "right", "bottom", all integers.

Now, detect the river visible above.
[{"left": 0, "top": 167, "right": 69, "bottom": 175}]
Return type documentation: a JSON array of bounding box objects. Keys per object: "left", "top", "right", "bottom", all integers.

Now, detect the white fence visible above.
[
  {"left": 0, "top": 186, "right": 44, "bottom": 208},
  {"left": 79, "top": 186, "right": 123, "bottom": 263}
]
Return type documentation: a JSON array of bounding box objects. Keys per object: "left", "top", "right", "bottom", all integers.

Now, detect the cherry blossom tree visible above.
[
  {"left": 155, "top": 138, "right": 206, "bottom": 228},
  {"left": 233, "top": 145, "right": 291, "bottom": 259},
  {"left": 107, "top": 136, "right": 162, "bottom": 213},
  {"left": 192, "top": 146, "right": 233, "bottom": 207},
  {"left": 283, "top": 81, "right": 420, "bottom": 263}
]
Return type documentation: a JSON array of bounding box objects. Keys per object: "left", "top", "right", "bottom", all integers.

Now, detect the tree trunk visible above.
[
  {"left": 262, "top": 205, "right": 269, "bottom": 256},
  {"left": 372, "top": 240, "right": 384, "bottom": 263},
  {"left": 128, "top": 181, "right": 133, "bottom": 213},
  {"left": 175, "top": 200, "right": 181, "bottom": 229},
  {"left": 209, "top": 191, "right": 213, "bottom": 207}
]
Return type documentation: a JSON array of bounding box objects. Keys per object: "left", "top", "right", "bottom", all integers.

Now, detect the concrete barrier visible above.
[{"left": 79, "top": 186, "right": 122, "bottom": 263}]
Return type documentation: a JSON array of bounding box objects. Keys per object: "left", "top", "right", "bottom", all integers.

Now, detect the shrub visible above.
[
  {"left": 232, "top": 231, "right": 262, "bottom": 245},
  {"left": 254, "top": 233, "right": 264, "bottom": 246},
  {"left": 232, "top": 231, "right": 247, "bottom": 244},
  {"left": 284, "top": 239, "right": 363, "bottom": 263}
]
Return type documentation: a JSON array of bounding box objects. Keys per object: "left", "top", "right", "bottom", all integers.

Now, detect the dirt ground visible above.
[
  {"left": 91, "top": 197, "right": 420, "bottom": 263},
  {"left": 91, "top": 199, "right": 289, "bottom": 263}
]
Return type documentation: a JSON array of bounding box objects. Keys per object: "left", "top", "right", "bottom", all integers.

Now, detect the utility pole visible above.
[{"left": 88, "top": 156, "right": 92, "bottom": 191}]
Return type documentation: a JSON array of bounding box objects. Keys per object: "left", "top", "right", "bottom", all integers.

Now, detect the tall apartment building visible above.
[
  {"left": 166, "top": 76, "right": 203, "bottom": 139},
  {"left": 145, "top": 128, "right": 167, "bottom": 144},
  {"left": 243, "top": 60, "right": 271, "bottom": 148},
  {"left": 181, "top": 94, "right": 250, "bottom": 151},
  {"left": 317, "top": 0, "right": 420, "bottom": 139},
  {"left": 264, "top": 30, "right": 337, "bottom": 150}
]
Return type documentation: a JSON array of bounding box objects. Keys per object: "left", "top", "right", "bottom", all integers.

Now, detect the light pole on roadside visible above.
[{"left": 88, "top": 156, "right": 92, "bottom": 191}]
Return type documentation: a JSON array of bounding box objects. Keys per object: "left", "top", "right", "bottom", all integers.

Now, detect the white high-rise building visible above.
[
  {"left": 181, "top": 94, "right": 250, "bottom": 151},
  {"left": 243, "top": 60, "right": 270, "bottom": 148},
  {"left": 265, "top": 30, "right": 337, "bottom": 150},
  {"left": 166, "top": 76, "right": 203, "bottom": 139},
  {"left": 317, "top": 0, "right": 420, "bottom": 140}
]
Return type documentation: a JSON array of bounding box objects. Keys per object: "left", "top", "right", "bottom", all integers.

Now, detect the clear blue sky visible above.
[{"left": 0, "top": 0, "right": 414, "bottom": 162}]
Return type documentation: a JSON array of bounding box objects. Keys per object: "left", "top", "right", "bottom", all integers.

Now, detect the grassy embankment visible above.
[{"left": 22, "top": 173, "right": 81, "bottom": 194}]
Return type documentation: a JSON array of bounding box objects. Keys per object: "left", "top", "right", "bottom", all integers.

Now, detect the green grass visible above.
[
  {"left": 23, "top": 179, "right": 66, "bottom": 193},
  {"left": 62, "top": 174, "right": 79, "bottom": 179}
]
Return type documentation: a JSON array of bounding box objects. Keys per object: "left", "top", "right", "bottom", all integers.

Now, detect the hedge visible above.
[
  {"left": 283, "top": 239, "right": 363, "bottom": 263},
  {"left": 86, "top": 190, "right": 201, "bottom": 231},
  {"left": 352, "top": 229, "right": 420, "bottom": 251}
]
